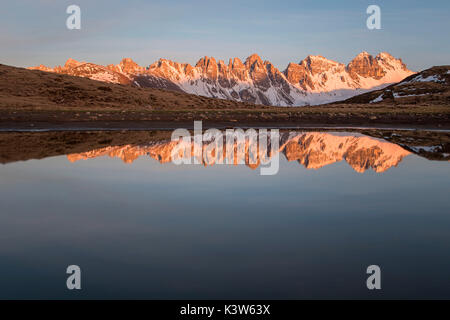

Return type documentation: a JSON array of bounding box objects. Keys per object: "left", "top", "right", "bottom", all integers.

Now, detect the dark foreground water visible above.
[{"left": 0, "top": 129, "right": 449, "bottom": 299}]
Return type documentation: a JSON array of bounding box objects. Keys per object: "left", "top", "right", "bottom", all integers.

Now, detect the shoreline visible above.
[{"left": 1, "top": 120, "right": 450, "bottom": 132}]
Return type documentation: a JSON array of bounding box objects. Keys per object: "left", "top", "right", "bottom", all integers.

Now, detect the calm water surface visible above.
[{"left": 0, "top": 130, "right": 449, "bottom": 299}]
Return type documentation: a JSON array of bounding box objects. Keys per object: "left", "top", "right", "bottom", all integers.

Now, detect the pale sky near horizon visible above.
[{"left": 1, "top": 0, "right": 449, "bottom": 72}]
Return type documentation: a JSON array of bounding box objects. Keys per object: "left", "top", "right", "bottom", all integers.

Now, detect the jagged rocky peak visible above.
[
  {"left": 151, "top": 58, "right": 178, "bottom": 69},
  {"left": 264, "top": 61, "right": 290, "bottom": 92},
  {"left": 228, "top": 57, "right": 246, "bottom": 81},
  {"left": 347, "top": 51, "right": 385, "bottom": 79},
  {"left": 147, "top": 58, "right": 163, "bottom": 70},
  {"left": 228, "top": 57, "right": 245, "bottom": 69},
  {"left": 284, "top": 62, "right": 313, "bottom": 91},
  {"left": 283, "top": 55, "right": 341, "bottom": 91},
  {"left": 376, "top": 52, "right": 395, "bottom": 60},
  {"left": 242, "top": 54, "right": 273, "bottom": 90},
  {"left": 30, "top": 64, "right": 53, "bottom": 72},
  {"left": 300, "top": 55, "right": 343, "bottom": 74},
  {"left": 64, "top": 58, "right": 83, "bottom": 69},
  {"left": 216, "top": 60, "right": 230, "bottom": 76},
  {"left": 121, "top": 57, "right": 136, "bottom": 64},
  {"left": 106, "top": 57, "right": 143, "bottom": 74},
  {"left": 195, "top": 56, "right": 219, "bottom": 80},
  {"left": 264, "top": 61, "right": 284, "bottom": 78},
  {"left": 147, "top": 58, "right": 187, "bottom": 80},
  {"left": 118, "top": 57, "right": 143, "bottom": 74},
  {"left": 355, "top": 51, "right": 371, "bottom": 58},
  {"left": 217, "top": 59, "right": 227, "bottom": 68},
  {"left": 376, "top": 52, "right": 409, "bottom": 71},
  {"left": 195, "top": 56, "right": 218, "bottom": 68},
  {"left": 183, "top": 63, "right": 195, "bottom": 77},
  {"left": 245, "top": 53, "right": 264, "bottom": 69}
]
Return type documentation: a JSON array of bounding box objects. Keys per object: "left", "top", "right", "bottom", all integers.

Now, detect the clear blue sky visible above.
[{"left": 1, "top": 0, "right": 449, "bottom": 71}]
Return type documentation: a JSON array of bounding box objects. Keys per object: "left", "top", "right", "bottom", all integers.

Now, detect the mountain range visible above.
[{"left": 30, "top": 52, "right": 414, "bottom": 106}]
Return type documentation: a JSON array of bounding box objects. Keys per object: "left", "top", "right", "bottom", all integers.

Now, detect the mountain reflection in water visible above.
[
  {"left": 1, "top": 129, "right": 449, "bottom": 172},
  {"left": 66, "top": 132, "right": 411, "bottom": 173}
]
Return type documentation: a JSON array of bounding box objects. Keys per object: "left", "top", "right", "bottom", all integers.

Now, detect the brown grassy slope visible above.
[{"left": 341, "top": 66, "right": 450, "bottom": 105}]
